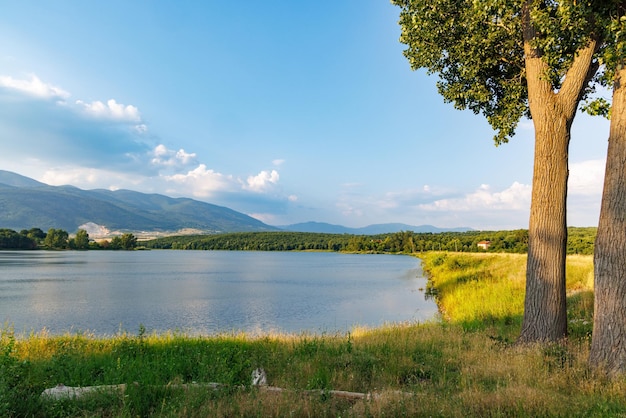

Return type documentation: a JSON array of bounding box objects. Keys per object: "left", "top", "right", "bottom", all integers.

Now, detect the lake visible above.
[{"left": 0, "top": 250, "right": 437, "bottom": 336}]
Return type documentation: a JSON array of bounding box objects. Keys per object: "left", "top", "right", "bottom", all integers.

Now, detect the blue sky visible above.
[{"left": 0, "top": 1, "right": 610, "bottom": 230}]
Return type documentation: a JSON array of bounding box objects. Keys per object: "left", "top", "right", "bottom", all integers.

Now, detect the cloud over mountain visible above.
[{"left": 0, "top": 74, "right": 293, "bottom": 223}]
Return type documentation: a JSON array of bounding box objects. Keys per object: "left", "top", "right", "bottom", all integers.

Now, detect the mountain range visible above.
[
  {"left": 278, "top": 221, "right": 472, "bottom": 235},
  {"left": 0, "top": 170, "right": 275, "bottom": 235},
  {"left": 0, "top": 170, "right": 473, "bottom": 236}
]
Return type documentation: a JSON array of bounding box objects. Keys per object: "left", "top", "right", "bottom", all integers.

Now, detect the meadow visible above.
[{"left": 2, "top": 252, "right": 624, "bottom": 417}]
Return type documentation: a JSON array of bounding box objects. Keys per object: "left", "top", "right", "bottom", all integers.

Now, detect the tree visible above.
[
  {"left": 110, "top": 233, "right": 137, "bottom": 250},
  {"left": 73, "top": 229, "right": 90, "bottom": 250},
  {"left": 392, "top": 0, "right": 605, "bottom": 342},
  {"left": 44, "top": 228, "right": 69, "bottom": 249},
  {"left": 109, "top": 236, "right": 122, "bottom": 250},
  {"left": 26, "top": 228, "right": 46, "bottom": 241},
  {"left": 589, "top": 2, "right": 626, "bottom": 375},
  {"left": 120, "top": 233, "right": 138, "bottom": 250},
  {"left": 0, "top": 229, "right": 36, "bottom": 249}
]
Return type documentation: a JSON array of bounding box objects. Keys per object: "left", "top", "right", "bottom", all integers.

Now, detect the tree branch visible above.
[{"left": 558, "top": 37, "right": 600, "bottom": 116}]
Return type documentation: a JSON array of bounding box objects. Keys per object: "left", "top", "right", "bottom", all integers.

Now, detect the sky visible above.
[{"left": 0, "top": 1, "right": 611, "bottom": 230}]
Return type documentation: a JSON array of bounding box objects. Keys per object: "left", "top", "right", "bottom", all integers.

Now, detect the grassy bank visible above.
[
  {"left": 420, "top": 252, "right": 594, "bottom": 342},
  {"left": 2, "top": 252, "right": 621, "bottom": 417}
]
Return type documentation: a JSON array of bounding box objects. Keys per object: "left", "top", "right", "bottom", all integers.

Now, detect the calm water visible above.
[{"left": 0, "top": 250, "right": 437, "bottom": 336}]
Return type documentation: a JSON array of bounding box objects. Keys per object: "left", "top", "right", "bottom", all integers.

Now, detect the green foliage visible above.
[
  {"left": 143, "top": 227, "right": 594, "bottom": 255},
  {"left": 144, "top": 231, "right": 355, "bottom": 251},
  {"left": 567, "top": 227, "right": 597, "bottom": 255},
  {"left": 391, "top": 1, "right": 617, "bottom": 144},
  {"left": 0, "top": 229, "right": 37, "bottom": 250},
  {"left": 22, "top": 227, "right": 46, "bottom": 242},
  {"left": 69, "top": 229, "right": 90, "bottom": 250},
  {"left": 392, "top": 0, "right": 525, "bottom": 144},
  {"left": 120, "top": 233, "right": 137, "bottom": 250},
  {"left": 0, "top": 328, "right": 39, "bottom": 417},
  {"left": 582, "top": 97, "right": 612, "bottom": 119},
  {"left": 44, "top": 228, "right": 69, "bottom": 250},
  {"left": 109, "top": 233, "right": 138, "bottom": 250},
  {"left": 0, "top": 226, "right": 597, "bottom": 255}
]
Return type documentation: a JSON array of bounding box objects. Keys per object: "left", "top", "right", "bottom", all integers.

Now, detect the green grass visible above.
[
  {"left": 2, "top": 252, "right": 621, "bottom": 417},
  {"left": 421, "top": 252, "right": 527, "bottom": 340}
]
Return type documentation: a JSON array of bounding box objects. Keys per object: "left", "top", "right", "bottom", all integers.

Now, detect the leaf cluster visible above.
[
  {"left": 392, "top": 0, "right": 619, "bottom": 141},
  {"left": 393, "top": 0, "right": 530, "bottom": 144}
]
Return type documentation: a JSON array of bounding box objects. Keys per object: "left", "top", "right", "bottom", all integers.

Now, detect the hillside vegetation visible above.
[{"left": 1, "top": 252, "right": 618, "bottom": 417}]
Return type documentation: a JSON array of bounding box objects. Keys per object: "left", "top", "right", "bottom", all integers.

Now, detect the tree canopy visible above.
[
  {"left": 392, "top": 0, "right": 609, "bottom": 143},
  {"left": 71, "top": 229, "right": 90, "bottom": 250},
  {"left": 392, "top": 0, "right": 610, "bottom": 343},
  {"left": 0, "top": 228, "right": 37, "bottom": 250},
  {"left": 44, "top": 228, "right": 68, "bottom": 250}
]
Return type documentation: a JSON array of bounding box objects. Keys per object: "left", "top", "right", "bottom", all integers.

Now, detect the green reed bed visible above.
[{"left": 2, "top": 252, "right": 625, "bottom": 417}]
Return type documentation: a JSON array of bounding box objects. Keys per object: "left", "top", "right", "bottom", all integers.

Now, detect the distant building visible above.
[{"left": 477, "top": 240, "right": 491, "bottom": 250}]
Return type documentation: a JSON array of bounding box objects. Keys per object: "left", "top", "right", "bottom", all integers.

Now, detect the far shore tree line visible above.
[
  {"left": 143, "top": 227, "right": 595, "bottom": 255},
  {"left": 0, "top": 227, "right": 138, "bottom": 250},
  {"left": 0, "top": 227, "right": 597, "bottom": 254}
]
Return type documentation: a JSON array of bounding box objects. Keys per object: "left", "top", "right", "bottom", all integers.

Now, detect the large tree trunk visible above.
[
  {"left": 589, "top": 66, "right": 626, "bottom": 374},
  {"left": 518, "top": 110, "right": 570, "bottom": 343},
  {"left": 517, "top": 5, "right": 597, "bottom": 343}
]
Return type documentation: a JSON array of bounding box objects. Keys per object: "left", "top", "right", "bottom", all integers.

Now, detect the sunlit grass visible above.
[{"left": 567, "top": 254, "right": 595, "bottom": 291}]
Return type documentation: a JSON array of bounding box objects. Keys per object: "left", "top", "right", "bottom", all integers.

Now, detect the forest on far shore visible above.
[
  {"left": 0, "top": 226, "right": 596, "bottom": 254},
  {"left": 141, "top": 227, "right": 596, "bottom": 255}
]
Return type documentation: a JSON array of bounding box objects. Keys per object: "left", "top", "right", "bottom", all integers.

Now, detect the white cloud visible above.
[
  {"left": 272, "top": 159, "right": 285, "bottom": 166},
  {"left": 419, "top": 182, "right": 531, "bottom": 212},
  {"left": 134, "top": 124, "right": 148, "bottom": 134},
  {"left": 41, "top": 168, "right": 100, "bottom": 186},
  {"left": 76, "top": 98, "right": 141, "bottom": 122},
  {"left": 244, "top": 169, "right": 279, "bottom": 193},
  {"left": 0, "top": 74, "right": 70, "bottom": 99},
  {"left": 40, "top": 167, "right": 145, "bottom": 190},
  {"left": 336, "top": 200, "right": 364, "bottom": 218},
  {"left": 288, "top": 194, "right": 298, "bottom": 202},
  {"left": 517, "top": 118, "right": 534, "bottom": 131},
  {"left": 151, "top": 144, "right": 197, "bottom": 168},
  {"left": 247, "top": 212, "right": 275, "bottom": 224},
  {"left": 78, "top": 222, "right": 111, "bottom": 238},
  {"left": 375, "top": 185, "right": 451, "bottom": 210},
  {"left": 568, "top": 159, "right": 605, "bottom": 196},
  {"left": 165, "top": 164, "right": 237, "bottom": 197}
]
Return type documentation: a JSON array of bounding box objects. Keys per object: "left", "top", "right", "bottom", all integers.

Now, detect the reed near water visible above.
[{"left": 1, "top": 252, "right": 623, "bottom": 417}]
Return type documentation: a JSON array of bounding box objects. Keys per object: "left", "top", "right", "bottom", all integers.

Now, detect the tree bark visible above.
[
  {"left": 589, "top": 66, "right": 626, "bottom": 374},
  {"left": 518, "top": 109, "right": 570, "bottom": 343},
  {"left": 517, "top": 3, "right": 598, "bottom": 343}
]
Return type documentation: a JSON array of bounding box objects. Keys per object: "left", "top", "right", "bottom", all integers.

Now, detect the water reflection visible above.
[{"left": 0, "top": 250, "right": 438, "bottom": 335}]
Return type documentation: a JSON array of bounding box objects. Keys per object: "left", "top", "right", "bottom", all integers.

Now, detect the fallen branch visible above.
[
  {"left": 259, "top": 385, "right": 370, "bottom": 400},
  {"left": 41, "top": 368, "right": 413, "bottom": 401},
  {"left": 41, "top": 382, "right": 226, "bottom": 400},
  {"left": 42, "top": 383, "right": 127, "bottom": 400}
]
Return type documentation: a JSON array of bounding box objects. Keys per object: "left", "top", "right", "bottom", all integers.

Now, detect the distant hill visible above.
[
  {"left": 0, "top": 170, "right": 277, "bottom": 234},
  {"left": 280, "top": 221, "right": 473, "bottom": 235}
]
